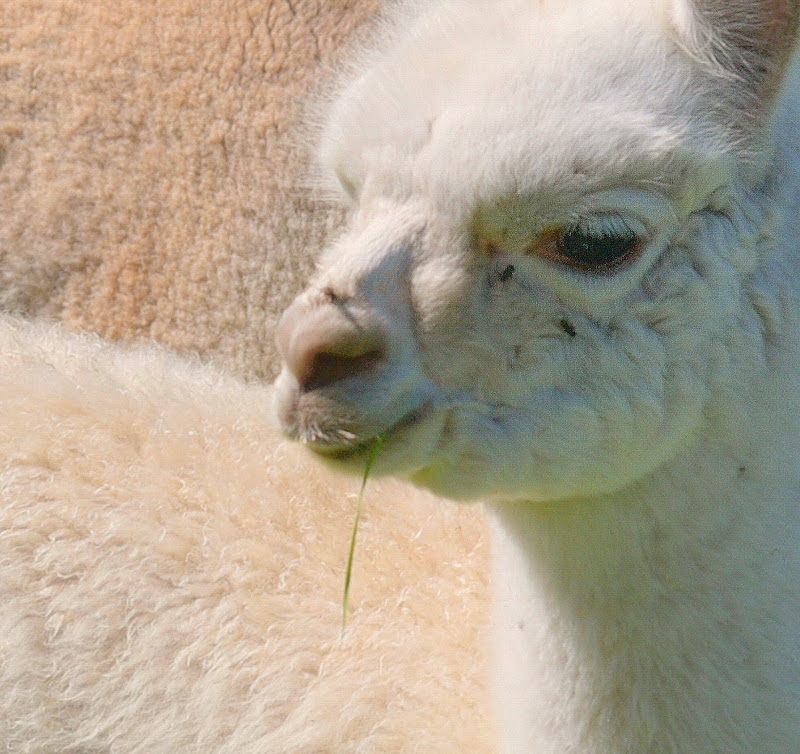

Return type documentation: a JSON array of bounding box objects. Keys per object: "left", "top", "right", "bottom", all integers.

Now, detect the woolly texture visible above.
[
  {"left": 0, "top": 316, "right": 493, "bottom": 753},
  {"left": 274, "top": 0, "right": 800, "bottom": 750},
  {"left": 0, "top": 0, "right": 376, "bottom": 380}
]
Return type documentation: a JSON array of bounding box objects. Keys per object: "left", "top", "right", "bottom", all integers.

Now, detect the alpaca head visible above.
[{"left": 273, "top": 0, "right": 800, "bottom": 504}]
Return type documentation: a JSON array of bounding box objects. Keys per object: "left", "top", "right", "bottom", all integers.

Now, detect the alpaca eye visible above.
[
  {"left": 536, "top": 216, "right": 642, "bottom": 273},
  {"left": 561, "top": 227, "right": 638, "bottom": 270}
]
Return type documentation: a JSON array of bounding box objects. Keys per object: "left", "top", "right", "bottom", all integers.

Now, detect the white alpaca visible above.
[{"left": 274, "top": 0, "right": 800, "bottom": 750}]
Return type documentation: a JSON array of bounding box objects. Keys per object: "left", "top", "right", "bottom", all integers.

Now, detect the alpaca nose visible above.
[{"left": 276, "top": 295, "right": 389, "bottom": 392}]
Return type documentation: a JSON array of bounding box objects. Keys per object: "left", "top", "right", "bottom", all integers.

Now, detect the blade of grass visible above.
[{"left": 341, "top": 435, "right": 383, "bottom": 636}]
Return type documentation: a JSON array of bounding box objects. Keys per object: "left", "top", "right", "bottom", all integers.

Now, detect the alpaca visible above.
[
  {"left": 0, "top": 315, "right": 492, "bottom": 752},
  {"left": 273, "top": 0, "right": 800, "bottom": 750}
]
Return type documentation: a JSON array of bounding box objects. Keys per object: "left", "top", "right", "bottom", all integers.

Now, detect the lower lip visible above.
[{"left": 308, "top": 401, "right": 435, "bottom": 460}]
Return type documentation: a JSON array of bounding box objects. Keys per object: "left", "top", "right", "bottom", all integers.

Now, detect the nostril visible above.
[
  {"left": 277, "top": 291, "right": 393, "bottom": 392},
  {"left": 303, "top": 346, "right": 386, "bottom": 392}
]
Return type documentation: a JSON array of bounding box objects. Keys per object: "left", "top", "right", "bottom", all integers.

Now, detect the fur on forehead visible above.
[{"left": 320, "top": 0, "right": 747, "bottom": 210}]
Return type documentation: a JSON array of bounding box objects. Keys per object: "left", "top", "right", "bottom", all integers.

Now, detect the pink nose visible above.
[{"left": 276, "top": 296, "right": 389, "bottom": 392}]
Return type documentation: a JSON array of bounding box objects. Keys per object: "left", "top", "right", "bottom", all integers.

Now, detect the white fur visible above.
[
  {"left": 275, "top": 0, "right": 800, "bottom": 750},
  {"left": 0, "top": 317, "right": 492, "bottom": 752}
]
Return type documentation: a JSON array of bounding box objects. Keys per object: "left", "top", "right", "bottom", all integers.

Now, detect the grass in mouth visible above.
[{"left": 341, "top": 435, "right": 383, "bottom": 636}]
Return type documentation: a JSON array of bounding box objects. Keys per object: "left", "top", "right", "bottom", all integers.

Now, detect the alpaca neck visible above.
[{"left": 488, "top": 420, "right": 800, "bottom": 752}]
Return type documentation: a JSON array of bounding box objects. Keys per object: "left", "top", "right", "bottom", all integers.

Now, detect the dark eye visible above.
[
  {"left": 561, "top": 227, "right": 638, "bottom": 270},
  {"left": 535, "top": 216, "right": 643, "bottom": 273}
]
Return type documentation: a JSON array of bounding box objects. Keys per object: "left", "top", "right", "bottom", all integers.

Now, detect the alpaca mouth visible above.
[{"left": 307, "top": 400, "right": 435, "bottom": 461}]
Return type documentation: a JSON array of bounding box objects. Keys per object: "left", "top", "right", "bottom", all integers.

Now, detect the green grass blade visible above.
[{"left": 341, "top": 436, "right": 383, "bottom": 636}]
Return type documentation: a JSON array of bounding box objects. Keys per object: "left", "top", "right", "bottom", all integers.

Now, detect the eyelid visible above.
[
  {"left": 475, "top": 214, "right": 647, "bottom": 260},
  {"left": 571, "top": 214, "right": 643, "bottom": 239},
  {"left": 528, "top": 226, "right": 564, "bottom": 259},
  {"left": 528, "top": 215, "right": 647, "bottom": 270}
]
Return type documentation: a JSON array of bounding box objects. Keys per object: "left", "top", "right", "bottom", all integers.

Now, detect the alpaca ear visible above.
[{"left": 668, "top": 0, "right": 800, "bottom": 116}]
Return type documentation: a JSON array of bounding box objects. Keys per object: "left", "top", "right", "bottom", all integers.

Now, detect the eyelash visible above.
[
  {"left": 479, "top": 215, "right": 645, "bottom": 274},
  {"left": 535, "top": 215, "right": 643, "bottom": 273}
]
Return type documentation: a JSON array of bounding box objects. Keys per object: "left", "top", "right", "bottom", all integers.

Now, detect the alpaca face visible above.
[{"left": 274, "top": 0, "right": 794, "bottom": 503}]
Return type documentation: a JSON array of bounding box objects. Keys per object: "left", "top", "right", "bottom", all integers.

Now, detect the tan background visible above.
[{"left": 0, "top": 0, "right": 379, "bottom": 379}]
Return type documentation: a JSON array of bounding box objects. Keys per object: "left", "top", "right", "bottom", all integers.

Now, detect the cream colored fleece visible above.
[
  {"left": 0, "top": 0, "right": 374, "bottom": 380},
  {"left": 0, "top": 315, "right": 494, "bottom": 752}
]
